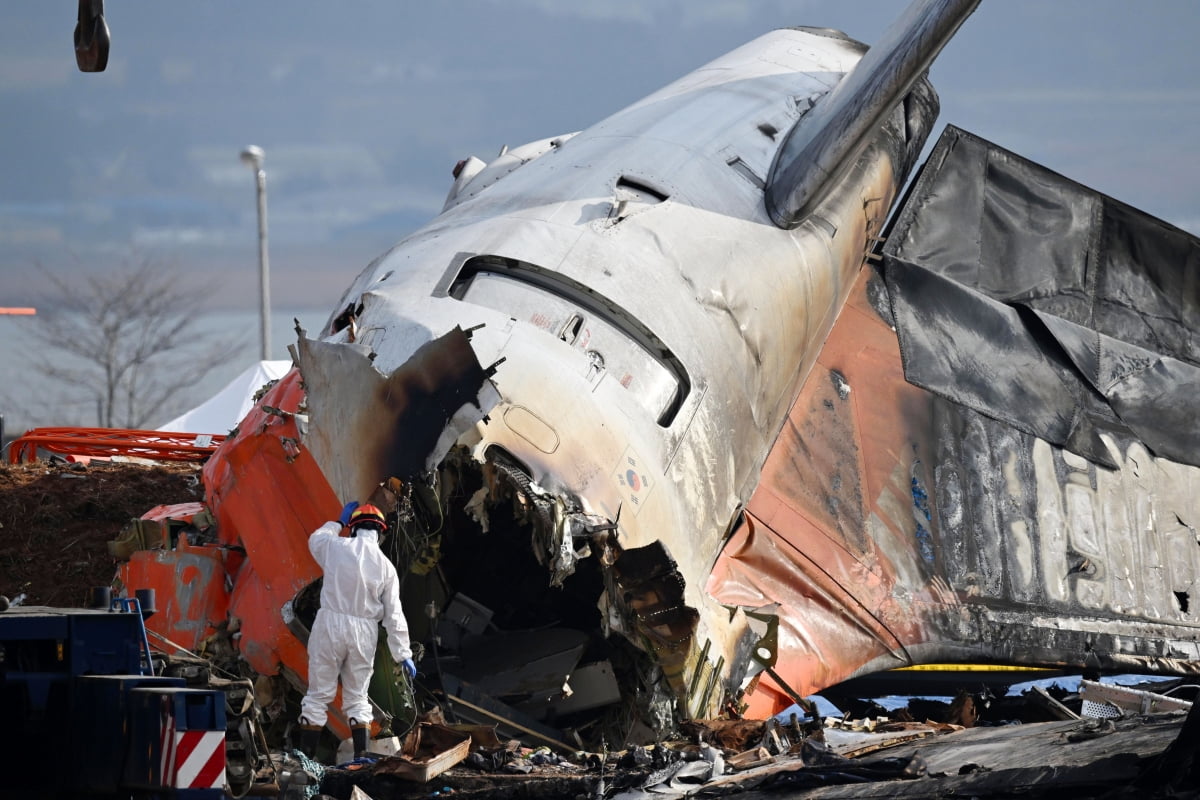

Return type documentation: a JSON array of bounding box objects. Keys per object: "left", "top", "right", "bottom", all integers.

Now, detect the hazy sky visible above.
[{"left": 1, "top": 0, "right": 1197, "bottom": 316}]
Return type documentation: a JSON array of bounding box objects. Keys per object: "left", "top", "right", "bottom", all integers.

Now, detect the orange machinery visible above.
[{"left": 7, "top": 427, "right": 224, "bottom": 464}]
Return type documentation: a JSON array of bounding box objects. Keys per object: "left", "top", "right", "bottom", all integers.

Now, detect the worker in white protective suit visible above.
[{"left": 297, "top": 501, "right": 416, "bottom": 760}]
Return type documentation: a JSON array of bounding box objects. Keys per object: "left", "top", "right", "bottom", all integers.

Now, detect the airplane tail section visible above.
[{"left": 764, "top": 0, "right": 979, "bottom": 228}]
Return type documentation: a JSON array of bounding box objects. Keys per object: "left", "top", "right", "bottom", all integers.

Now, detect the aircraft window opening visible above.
[
  {"left": 358, "top": 326, "right": 385, "bottom": 350},
  {"left": 447, "top": 255, "right": 690, "bottom": 427},
  {"left": 330, "top": 301, "right": 362, "bottom": 336}
]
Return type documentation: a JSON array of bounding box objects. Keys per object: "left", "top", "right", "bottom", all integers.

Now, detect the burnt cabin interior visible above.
[{"left": 368, "top": 446, "right": 640, "bottom": 729}]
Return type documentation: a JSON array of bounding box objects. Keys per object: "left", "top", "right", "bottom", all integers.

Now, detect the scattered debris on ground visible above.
[
  {"left": 302, "top": 689, "right": 1200, "bottom": 800},
  {"left": 4, "top": 458, "right": 1200, "bottom": 797}
]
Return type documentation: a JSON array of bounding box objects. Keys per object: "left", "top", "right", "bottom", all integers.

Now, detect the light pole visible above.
[{"left": 240, "top": 145, "right": 271, "bottom": 361}]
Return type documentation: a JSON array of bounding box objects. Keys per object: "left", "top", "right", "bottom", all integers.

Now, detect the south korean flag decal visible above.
[{"left": 614, "top": 446, "right": 654, "bottom": 514}]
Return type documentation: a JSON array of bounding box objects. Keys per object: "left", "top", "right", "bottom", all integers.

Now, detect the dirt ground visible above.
[{"left": 0, "top": 460, "right": 203, "bottom": 607}]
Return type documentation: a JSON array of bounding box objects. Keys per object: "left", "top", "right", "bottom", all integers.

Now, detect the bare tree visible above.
[{"left": 30, "top": 255, "right": 245, "bottom": 429}]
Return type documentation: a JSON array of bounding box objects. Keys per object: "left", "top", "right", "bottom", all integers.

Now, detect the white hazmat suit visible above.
[{"left": 299, "top": 520, "right": 412, "bottom": 727}]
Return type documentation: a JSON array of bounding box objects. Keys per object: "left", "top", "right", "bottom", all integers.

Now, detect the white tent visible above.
[{"left": 158, "top": 360, "right": 292, "bottom": 434}]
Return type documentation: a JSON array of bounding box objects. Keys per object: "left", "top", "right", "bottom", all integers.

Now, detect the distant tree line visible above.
[{"left": 30, "top": 254, "right": 242, "bottom": 430}]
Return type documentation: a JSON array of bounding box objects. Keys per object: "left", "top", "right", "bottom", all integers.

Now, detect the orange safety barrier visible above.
[{"left": 6, "top": 427, "right": 225, "bottom": 464}]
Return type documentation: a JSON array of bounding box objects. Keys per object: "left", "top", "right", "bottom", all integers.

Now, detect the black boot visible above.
[
  {"left": 352, "top": 724, "right": 370, "bottom": 758},
  {"left": 298, "top": 724, "right": 322, "bottom": 759}
]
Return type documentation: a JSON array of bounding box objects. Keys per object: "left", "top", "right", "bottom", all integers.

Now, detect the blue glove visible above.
[
  {"left": 338, "top": 501, "right": 360, "bottom": 526},
  {"left": 402, "top": 658, "right": 416, "bottom": 679}
]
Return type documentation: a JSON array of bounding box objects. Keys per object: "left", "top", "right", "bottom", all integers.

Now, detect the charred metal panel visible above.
[
  {"left": 762, "top": 367, "right": 869, "bottom": 555},
  {"left": 711, "top": 272, "right": 942, "bottom": 715},
  {"left": 297, "top": 325, "right": 499, "bottom": 502},
  {"left": 883, "top": 125, "right": 1200, "bottom": 468},
  {"left": 929, "top": 402, "right": 1200, "bottom": 666},
  {"left": 713, "top": 262, "right": 1200, "bottom": 717},
  {"left": 709, "top": 511, "right": 909, "bottom": 717},
  {"left": 612, "top": 541, "right": 700, "bottom": 699}
]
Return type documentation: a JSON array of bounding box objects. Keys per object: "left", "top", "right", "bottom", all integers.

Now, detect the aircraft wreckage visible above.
[{"left": 110, "top": 0, "right": 1200, "bottom": 763}]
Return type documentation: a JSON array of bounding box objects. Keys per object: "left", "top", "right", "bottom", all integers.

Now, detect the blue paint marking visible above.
[{"left": 911, "top": 474, "right": 934, "bottom": 564}]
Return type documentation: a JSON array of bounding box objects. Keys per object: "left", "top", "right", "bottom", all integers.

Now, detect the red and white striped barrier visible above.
[{"left": 160, "top": 696, "right": 227, "bottom": 790}]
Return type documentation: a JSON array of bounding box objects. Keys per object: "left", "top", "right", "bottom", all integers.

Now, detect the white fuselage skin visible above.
[{"left": 314, "top": 28, "right": 924, "bottom": 715}]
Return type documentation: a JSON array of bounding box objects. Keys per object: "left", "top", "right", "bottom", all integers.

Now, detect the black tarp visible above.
[{"left": 881, "top": 125, "right": 1200, "bottom": 468}]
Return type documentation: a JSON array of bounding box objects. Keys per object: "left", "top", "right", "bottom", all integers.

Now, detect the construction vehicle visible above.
[{"left": 0, "top": 590, "right": 267, "bottom": 799}]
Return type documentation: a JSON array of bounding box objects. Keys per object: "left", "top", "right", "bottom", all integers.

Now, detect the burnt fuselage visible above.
[{"left": 298, "top": 26, "right": 938, "bottom": 720}]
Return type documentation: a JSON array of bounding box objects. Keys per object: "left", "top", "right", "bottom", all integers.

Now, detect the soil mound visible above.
[{"left": 0, "top": 460, "right": 203, "bottom": 606}]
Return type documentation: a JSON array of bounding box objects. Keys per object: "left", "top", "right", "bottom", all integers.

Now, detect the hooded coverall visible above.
[{"left": 299, "top": 520, "right": 412, "bottom": 727}]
